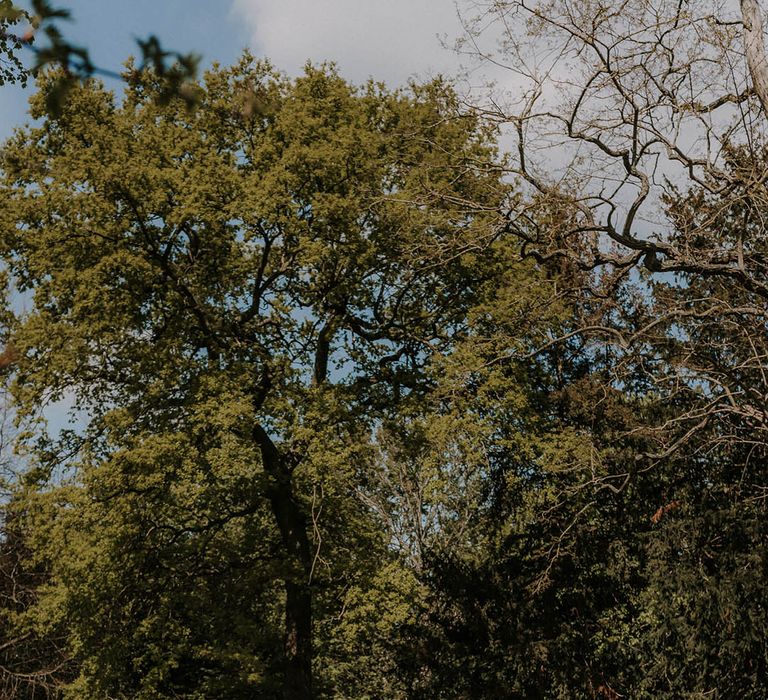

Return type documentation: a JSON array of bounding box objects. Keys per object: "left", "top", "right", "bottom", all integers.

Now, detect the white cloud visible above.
[{"left": 229, "top": 0, "right": 465, "bottom": 86}]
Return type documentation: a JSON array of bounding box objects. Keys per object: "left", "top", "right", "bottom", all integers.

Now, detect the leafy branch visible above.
[{"left": 0, "top": 0, "right": 200, "bottom": 113}]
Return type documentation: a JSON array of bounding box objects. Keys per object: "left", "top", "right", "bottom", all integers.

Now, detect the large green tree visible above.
[{"left": 0, "top": 56, "right": 507, "bottom": 698}]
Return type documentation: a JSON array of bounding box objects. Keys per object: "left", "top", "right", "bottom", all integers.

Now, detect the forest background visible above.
[{"left": 1, "top": 1, "right": 768, "bottom": 699}]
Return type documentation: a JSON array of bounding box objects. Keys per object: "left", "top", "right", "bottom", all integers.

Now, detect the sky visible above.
[{"left": 0, "top": 0, "right": 470, "bottom": 141}]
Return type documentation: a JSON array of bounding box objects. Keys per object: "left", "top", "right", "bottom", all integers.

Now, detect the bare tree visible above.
[
  {"left": 454, "top": 0, "right": 768, "bottom": 489},
  {"left": 456, "top": 0, "right": 768, "bottom": 277}
]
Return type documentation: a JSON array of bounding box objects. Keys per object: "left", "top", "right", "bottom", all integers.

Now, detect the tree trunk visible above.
[
  {"left": 742, "top": 0, "right": 768, "bottom": 114},
  {"left": 283, "top": 580, "right": 313, "bottom": 698},
  {"left": 254, "top": 424, "right": 313, "bottom": 700}
]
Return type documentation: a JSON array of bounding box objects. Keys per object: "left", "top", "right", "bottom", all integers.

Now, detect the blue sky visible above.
[
  {"left": 1, "top": 0, "right": 466, "bottom": 141},
  {"left": 1, "top": 1, "right": 249, "bottom": 139}
]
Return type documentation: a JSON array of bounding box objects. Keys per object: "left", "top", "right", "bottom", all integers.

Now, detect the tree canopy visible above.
[
  {"left": 1, "top": 3, "right": 768, "bottom": 698},
  {"left": 0, "top": 56, "right": 510, "bottom": 698}
]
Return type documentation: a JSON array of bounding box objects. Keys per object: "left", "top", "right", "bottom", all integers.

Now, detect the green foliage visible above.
[
  {"left": 0, "top": 36, "right": 766, "bottom": 700},
  {"left": 0, "top": 0, "right": 27, "bottom": 86},
  {"left": 0, "top": 56, "right": 508, "bottom": 697},
  {"left": 386, "top": 226, "right": 768, "bottom": 698}
]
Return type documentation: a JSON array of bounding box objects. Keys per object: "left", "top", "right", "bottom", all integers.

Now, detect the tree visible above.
[
  {"left": 367, "top": 178, "right": 768, "bottom": 696},
  {"left": 457, "top": 0, "right": 768, "bottom": 275},
  {"left": 368, "top": 3, "right": 768, "bottom": 694},
  {"left": 0, "top": 375, "right": 71, "bottom": 699},
  {"left": 0, "top": 504, "right": 72, "bottom": 699},
  {"left": 451, "top": 0, "right": 768, "bottom": 507},
  {"left": 0, "top": 56, "right": 507, "bottom": 698}
]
